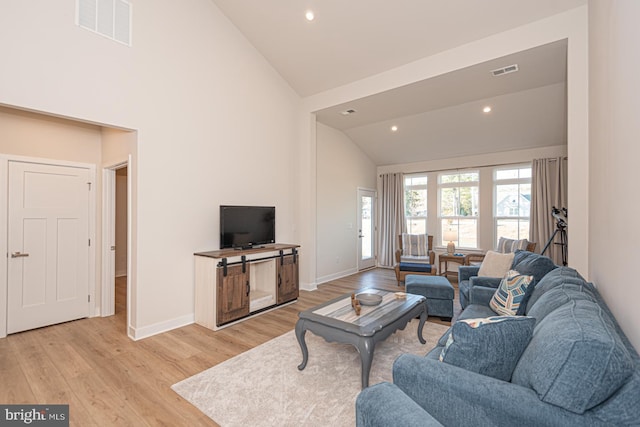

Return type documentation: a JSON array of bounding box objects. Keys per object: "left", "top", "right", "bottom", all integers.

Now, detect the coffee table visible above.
[{"left": 295, "top": 288, "right": 427, "bottom": 389}]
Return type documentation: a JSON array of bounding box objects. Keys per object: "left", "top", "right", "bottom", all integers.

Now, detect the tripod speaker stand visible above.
[{"left": 541, "top": 207, "right": 568, "bottom": 266}]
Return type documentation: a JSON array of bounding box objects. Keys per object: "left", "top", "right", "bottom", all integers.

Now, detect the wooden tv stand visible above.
[{"left": 194, "top": 244, "right": 299, "bottom": 330}]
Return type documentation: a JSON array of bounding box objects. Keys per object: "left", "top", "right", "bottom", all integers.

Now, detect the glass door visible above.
[{"left": 357, "top": 188, "right": 376, "bottom": 270}]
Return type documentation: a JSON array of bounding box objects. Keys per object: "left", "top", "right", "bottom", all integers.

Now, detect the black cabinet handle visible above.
[
  {"left": 246, "top": 281, "right": 250, "bottom": 296},
  {"left": 278, "top": 274, "right": 282, "bottom": 287}
]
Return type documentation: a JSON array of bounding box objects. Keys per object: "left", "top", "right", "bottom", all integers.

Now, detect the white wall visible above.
[
  {"left": 0, "top": 107, "right": 102, "bottom": 162},
  {"left": 0, "top": 0, "right": 300, "bottom": 339},
  {"left": 316, "top": 123, "right": 377, "bottom": 282},
  {"left": 588, "top": 0, "right": 640, "bottom": 349},
  {"left": 301, "top": 7, "right": 589, "bottom": 286}
]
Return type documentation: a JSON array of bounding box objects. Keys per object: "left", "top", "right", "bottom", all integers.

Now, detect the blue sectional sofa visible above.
[{"left": 356, "top": 252, "right": 640, "bottom": 426}]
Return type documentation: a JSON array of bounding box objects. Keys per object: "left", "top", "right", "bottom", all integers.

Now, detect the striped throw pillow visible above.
[
  {"left": 497, "top": 237, "right": 530, "bottom": 253},
  {"left": 402, "top": 234, "right": 428, "bottom": 256}
]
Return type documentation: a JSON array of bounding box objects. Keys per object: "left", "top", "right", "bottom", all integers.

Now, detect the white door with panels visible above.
[
  {"left": 7, "top": 161, "right": 91, "bottom": 334},
  {"left": 357, "top": 188, "right": 376, "bottom": 270}
]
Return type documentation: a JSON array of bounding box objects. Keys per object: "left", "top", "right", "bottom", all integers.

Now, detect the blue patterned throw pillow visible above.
[
  {"left": 490, "top": 270, "right": 534, "bottom": 316},
  {"left": 439, "top": 316, "right": 536, "bottom": 381}
]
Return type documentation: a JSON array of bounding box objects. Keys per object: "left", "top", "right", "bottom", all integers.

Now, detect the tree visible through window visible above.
[
  {"left": 404, "top": 175, "right": 427, "bottom": 234},
  {"left": 494, "top": 166, "right": 532, "bottom": 245},
  {"left": 439, "top": 171, "right": 479, "bottom": 248}
]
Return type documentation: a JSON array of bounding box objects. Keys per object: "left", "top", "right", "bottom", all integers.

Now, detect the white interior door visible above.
[
  {"left": 357, "top": 188, "right": 376, "bottom": 270},
  {"left": 101, "top": 167, "right": 116, "bottom": 317},
  {"left": 7, "top": 161, "right": 90, "bottom": 334}
]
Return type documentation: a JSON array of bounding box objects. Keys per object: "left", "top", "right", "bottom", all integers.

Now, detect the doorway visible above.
[
  {"left": 102, "top": 161, "right": 130, "bottom": 330},
  {"left": 357, "top": 188, "right": 376, "bottom": 271}
]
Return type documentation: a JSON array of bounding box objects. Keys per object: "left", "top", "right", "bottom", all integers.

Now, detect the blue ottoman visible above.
[{"left": 405, "top": 275, "right": 454, "bottom": 322}]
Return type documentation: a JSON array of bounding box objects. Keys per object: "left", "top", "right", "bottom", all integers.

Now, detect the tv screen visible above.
[{"left": 220, "top": 205, "right": 276, "bottom": 249}]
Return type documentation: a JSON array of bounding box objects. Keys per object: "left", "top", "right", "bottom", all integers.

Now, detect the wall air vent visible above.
[
  {"left": 77, "top": 0, "right": 132, "bottom": 46},
  {"left": 340, "top": 109, "right": 357, "bottom": 116},
  {"left": 491, "top": 64, "right": 519, "bottom": 77}
]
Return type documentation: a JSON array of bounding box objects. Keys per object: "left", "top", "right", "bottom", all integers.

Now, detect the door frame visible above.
[
  {"left": 101, "top": 157, "right": 131, "bottom": 331},
  {"left": 0, "top": 154, "right": 97, "bottom": 339},
  {"left": 357, "top": 187, "right": 377, "bottom": 271}
]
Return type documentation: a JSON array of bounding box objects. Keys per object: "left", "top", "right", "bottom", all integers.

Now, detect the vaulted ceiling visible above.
[{"left": 211, "top": 0, "right": 585, "bottom": 164}]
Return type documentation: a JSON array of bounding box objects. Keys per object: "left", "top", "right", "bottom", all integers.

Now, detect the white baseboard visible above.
[
  {"left": 299, "top": 281, "right": 317, "bottom": 291},
  {"left": 127, "top": 265, "right": 373, "bottom": 340},
  {"left": 128, "top": 313, "right": 195, "bottom": 341},
  {"left": 316, "top": 267, "right": 358, "bottom": 285}
]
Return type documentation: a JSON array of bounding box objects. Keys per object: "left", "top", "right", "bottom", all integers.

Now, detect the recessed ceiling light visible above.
[
  {"left": 305, "top": 10, "right": 315, "bottom": 21},
  {"left": 340, "top": 109, "right": 357, "bottom": 116},
  {"left": 483, "top": 106, "right": 492, "bottom": 113},
  {"left": 391, "top": 125, "right": 398, "bottom": 132}
]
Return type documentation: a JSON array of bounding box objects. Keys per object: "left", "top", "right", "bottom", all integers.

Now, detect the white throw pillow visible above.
[{"left": 477, "top": 251, "right": 515, "bottom": 278}]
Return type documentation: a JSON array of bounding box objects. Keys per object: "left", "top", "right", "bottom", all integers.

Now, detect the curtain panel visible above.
[
  {"left": 530, "top": 157, "right": 568, "bottom": 265},
  {"left": 378, "top": 173, "right": 406, "bottom": 267}
]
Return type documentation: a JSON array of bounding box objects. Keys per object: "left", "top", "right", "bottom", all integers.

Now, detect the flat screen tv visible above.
[{"left": 220, "top": 205, "right": 276, "bottom": 249}]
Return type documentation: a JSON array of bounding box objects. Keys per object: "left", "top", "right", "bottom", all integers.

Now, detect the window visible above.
[
  {"left": 439, "top": 171, "right": 479, "bottom": 248},
  {"left": 404, "top": 174, "right": 428, "bottom": 234},
  {"left": 494, "top": 166, "right": 532, "bottom": 246}
]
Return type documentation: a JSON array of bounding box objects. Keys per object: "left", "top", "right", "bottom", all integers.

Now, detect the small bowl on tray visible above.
[{"left": 355, "top": 292, "right": 383, "bottom": 306}]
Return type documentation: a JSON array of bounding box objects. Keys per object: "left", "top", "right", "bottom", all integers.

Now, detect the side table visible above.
[{"left": 438, "top": 253, "right": 468, "bottom": 279}]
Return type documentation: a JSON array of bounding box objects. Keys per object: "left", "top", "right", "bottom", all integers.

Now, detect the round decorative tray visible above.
[{"left": 356, "top": 292, "right": 383, "bottom": 306}]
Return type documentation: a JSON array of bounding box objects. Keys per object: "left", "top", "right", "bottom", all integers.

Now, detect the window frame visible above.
[
  {"left": 493, "top": 164, "right": 532, "bottom": 246},
  {"left": 437, "top": 170, "right": 480, "bottom": 249},
  {"left": 403, "top": 174, "right": 428, "bottom": 235}
]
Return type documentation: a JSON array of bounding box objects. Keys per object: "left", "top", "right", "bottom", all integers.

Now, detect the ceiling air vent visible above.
[
  {"left": 491, "top": 64, "right": 519, "bottom": 77},
  {"left": 340, "top": 109, "right": 357, "bottom": 116}
]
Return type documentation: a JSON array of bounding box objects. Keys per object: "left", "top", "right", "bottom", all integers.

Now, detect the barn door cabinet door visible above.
[
  {"left": 277, "top": 255, "right": 298, "bottom": 305},
  {"left": 216, "top": 264, "right": 250, "bottom": 325}
]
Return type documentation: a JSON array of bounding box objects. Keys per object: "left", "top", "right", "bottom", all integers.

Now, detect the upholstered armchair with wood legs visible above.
[
  {"left": 458, "top": 238, "right": 538, "bottom": 309},
  {"left": 394, "top": 234, "right": 437, "bottom": 285}
]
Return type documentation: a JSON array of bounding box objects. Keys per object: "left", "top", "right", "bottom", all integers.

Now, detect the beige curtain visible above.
[
  {"left": 379, "top": 173, "right": 406, "bottom": 267},
  {"left": 530, "top": 157, "right": 568, "bottom": 265}
]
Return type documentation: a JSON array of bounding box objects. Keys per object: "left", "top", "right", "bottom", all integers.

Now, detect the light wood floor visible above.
[{"left": 0, "top": 268, "right": 461, "bottom": 426}]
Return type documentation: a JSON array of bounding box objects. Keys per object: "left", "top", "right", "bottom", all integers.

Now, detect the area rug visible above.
[{"left": 172, "top": 320, "right": 448, "bottom": 427}]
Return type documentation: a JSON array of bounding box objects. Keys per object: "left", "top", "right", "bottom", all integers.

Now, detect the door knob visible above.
[{"left": 11, "top": 252, "right": 29, "bottom": 258}]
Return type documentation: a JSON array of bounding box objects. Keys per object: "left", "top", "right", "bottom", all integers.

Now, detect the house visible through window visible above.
[
  {"left": 494, "top": 166, "right": 532, "bottom": 246},
  {"left": 404, "top": 174, "right": 428, "bottom": 234},
  {"left": 439, "top": 171, "right": 479, "bottom": 248}
]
